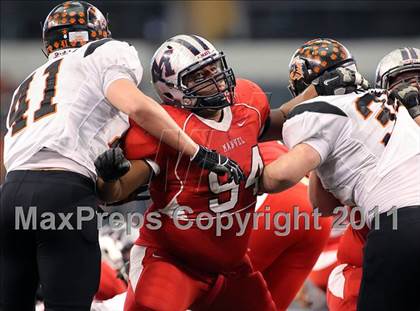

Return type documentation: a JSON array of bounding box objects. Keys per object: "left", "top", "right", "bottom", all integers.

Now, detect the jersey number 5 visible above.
[
  {"left": 208, "top": 145, "right": 264, "bottom": 213},
  {"left": 8, "top": 58, "right": 63, "bottom": 136}
]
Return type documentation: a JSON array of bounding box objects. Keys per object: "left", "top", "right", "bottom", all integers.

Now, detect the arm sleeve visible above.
[
  {"left": 83, "top": 40, "right": 143, "bottom": 96},
  {"left": 282, "top": 110, "right": 347, "bottom": 164},
  {"left": 235, "top": 79, "right": 270, "bottom": 134},
  {"left": 122, "top": 120, "right": 160, "bottom": 174}
]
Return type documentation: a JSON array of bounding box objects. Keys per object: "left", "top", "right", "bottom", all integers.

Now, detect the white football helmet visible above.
[
  {"left": 375, "top": 47, "right": 420, "bottom": 89},
  {"left": 151, "top": 34, "right": 235, "bottom": 110}
]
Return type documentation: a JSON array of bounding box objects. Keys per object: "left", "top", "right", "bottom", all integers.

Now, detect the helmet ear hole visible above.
[{"left": 163, "top": 92, "right": 174, "bottom": 100}]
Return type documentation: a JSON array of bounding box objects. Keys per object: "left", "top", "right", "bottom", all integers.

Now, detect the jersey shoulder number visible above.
[
  {"left": 353, "top": 90, "right": 396, "bottom": 146},
  {"left": 7, "top": 58, "right": 63, "bottom": 136}
]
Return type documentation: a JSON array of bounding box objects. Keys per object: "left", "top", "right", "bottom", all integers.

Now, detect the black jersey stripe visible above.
[
  {"left": 168, "top": 38, "right": 200, "bottom": 56},
  {"left": 84, "top": 38, "right": 113, "bottom": 57},
  {"left": 287, "top": 101, "right": 348, "bottom": 120}
]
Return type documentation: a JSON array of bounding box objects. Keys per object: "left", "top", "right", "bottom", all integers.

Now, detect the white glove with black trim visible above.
[
  {"left": 389, "top": 82, "right": 420, "bottom": 119},
  {"left": 313, "top": 67, "right": 370, "bottom": 96}
]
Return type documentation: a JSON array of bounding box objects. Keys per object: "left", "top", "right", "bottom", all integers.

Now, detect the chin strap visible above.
[{"left": 195, "top": 93, "right": 230, "bottom": 109}]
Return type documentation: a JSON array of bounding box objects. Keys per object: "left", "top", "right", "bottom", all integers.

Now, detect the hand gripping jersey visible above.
[
  {"left": 4, "top": 39, "right": 142, "bottom": 178},
  {"left": 283, "top": 90, "right": 420, "bottom": 226},
  {"left": 123, "top": 79, "right": 270, "bottom": 273}
]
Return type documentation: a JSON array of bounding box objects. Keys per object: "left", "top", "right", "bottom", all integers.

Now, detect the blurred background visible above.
[{"left": 1, "top": 1, "right": 419, "bottom": 309}]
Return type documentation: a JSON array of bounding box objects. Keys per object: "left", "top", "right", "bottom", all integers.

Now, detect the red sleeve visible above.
[
  {"left": 122, "top": 119, "right": 159, "bottom": 160},
  {"left": 123, "top": 105, "right": 190, "bottom": 160},
  {"left": 258, "top": 141, "right": 288, "bottom": 165},
  {"left": 235, "top": 79, "right": 270, "bottom": 133}
]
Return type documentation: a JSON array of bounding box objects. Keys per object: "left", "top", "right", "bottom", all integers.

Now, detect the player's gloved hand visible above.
[
  {"left": 389, "top": 82, "right": 420, "bottom": 118},
  {"left": 191, "top": 145, "right": 245, "bottom": 184},
  {"left": 312, "top": 67, "right": 370, "bottom": 96},
  {"left": 95, "top": 147, "right": 131, "bottom": 182}
]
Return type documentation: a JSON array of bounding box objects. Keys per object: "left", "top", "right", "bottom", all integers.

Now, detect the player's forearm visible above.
[
  {"left": 258, "top": 108, "right": 287, "bottom": 142},
  {"left": 260, "top": 157, "right": 301, "bottom": 193},
  {"left": 261, "top": 143, "right": 321, "bottom": 193},
  {"left": 261, "top": 168, "right": 297, "bottom": 193},
  {"left": 96, "top": 160, "right": 152, "bottom": 203},
  {"left": 259, "top": 85, "right": 318, "bottom": 141},
  {"left": 414, "top": 115, "right": 420, "bottom": 126},
  {"left": 284, "top": 84, "right": 319, "bottom": 111},
  {"left": 308, "top": 172, "right": 341, "bottom": 216},
  {"left": 97, "top": 178, "right": 139, "bottom": 203},
  {"left": 97, "top": 179, "right": 124, "bottom": 203}
]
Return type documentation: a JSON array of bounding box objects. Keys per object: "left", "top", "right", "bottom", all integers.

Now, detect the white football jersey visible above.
[
  {"left": 283, "top": 90, "right": 420, "bottom": 225},
  {"left": 4, "top": 39, "right": 143, "bottom": 178}
]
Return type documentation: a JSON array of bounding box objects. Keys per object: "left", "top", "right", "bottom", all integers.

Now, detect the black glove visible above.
[
  {"left": 95, "top": 147, "right": 131, "bottom": 182},
  {"left": 389, "top": 82, "right": 420, "bottom": 119},
  {"left": 191, "top": 145, "right": 245, "bottom": 184},
  {"left": 313, "top": 67, "right": 370, "bottom": 96}
]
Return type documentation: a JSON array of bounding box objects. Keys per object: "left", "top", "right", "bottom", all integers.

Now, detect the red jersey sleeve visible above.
[
  {"left": 258, "top": 141, "right": 288, "bottom": 165},
  {"left": 123, "top": 119, "right": 159, "bottom": 160},
  {"left": 235, "top": 79, "right": 270, "bottom": 133}
]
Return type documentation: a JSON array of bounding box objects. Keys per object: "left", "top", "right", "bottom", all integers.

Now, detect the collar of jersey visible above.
[
  {"left": 48, "top": 48, "right": 78, "bottom": 60},
  {"left": 194, "top": 106, "right": 232, "bottom": 132}
]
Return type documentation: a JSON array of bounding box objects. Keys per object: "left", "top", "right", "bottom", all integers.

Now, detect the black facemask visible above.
[{"left": 178, "top": 53, "right": 236, "bottom": 111}]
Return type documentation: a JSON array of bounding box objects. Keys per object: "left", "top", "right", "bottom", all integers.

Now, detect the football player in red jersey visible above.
[
  {"left": 113, "top": 35, "right": 276, "bottom": 311},
  {"left": 94, "top": 35, "right": 368, "bottom": 311}
]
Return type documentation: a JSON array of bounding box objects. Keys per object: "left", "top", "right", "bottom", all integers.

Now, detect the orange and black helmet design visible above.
[
  {"left": 288, "top": 38, "right": 355, "bottom": 96},
  {"left": 42, "top": 1, "right": 111, "bottom": 55}
]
